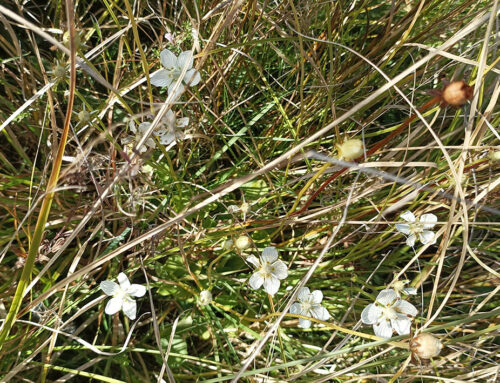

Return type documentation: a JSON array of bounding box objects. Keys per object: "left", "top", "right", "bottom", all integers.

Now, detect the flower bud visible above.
[
  {"left": 489, "top": 150, "right": 500, "bottom": 163},
  {"left": 223, "top": 239, "right": 234, "bottom": 250},
  {"left": 235, "top": 235, "right": 251, "bottom": 250},
  {"left": 336, "top": 139, "right": 364, "bottom": 161},
  {"left": 78, "top": 110, "right": 91, "bottom": 124},
  {"left": 410, "top": 333, "right": 443, "bottom": 360},
  {"left": 198, "top": 290, "right": 212, "bottom": 306},
  {"left": 442, "top": 81, "right": 473, "bottom": 107}
]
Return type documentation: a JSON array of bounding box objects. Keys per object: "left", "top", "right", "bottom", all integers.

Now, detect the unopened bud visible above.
[
  {"left": 410, "top": 333, "right": 443, "bottom": 360},
  {"left": 336, "top": 139, "right": 364, "bottom": 161},
  {"left": 235, "top": 235, "right": 251, "bottom": 250}
]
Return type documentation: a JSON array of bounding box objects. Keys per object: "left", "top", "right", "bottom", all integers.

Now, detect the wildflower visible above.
[
  {"left": 235, "top": 235, "right": 251, "bottom": 250},
  {"left": 122, "top": 120, "right": 156, "bottom": 153},
  {"left": 290, "top": 287, "right": 330, "bottom": 328},
  {"left": 392, "top": 279, "right": 417, "bottom": 296},
  {"left": 361, "top": 289, "right": 418, "bottom": 339},
  {"left": 396, "top": 211, "right": 437, "bottom": 247},
  {"left": 198, "top": 290, "right": 212, "bottom": 306},
  {"left": 100, "top": 272, "right": 146, "bottom": 320},
  {"left": 410, "top": 333, "right": 443, "bottom": 361},
  {"left": 247, "top": 247, "right": 288, "bottom": 296},
  {"left": 150, "top": 49, "right": 201, "bottom": 97},
  {"left": 336, "top": 138, "right": 364, "bottom": 161},
  {"left": 157, "top": 110, "right": 189, "bottom": 146}
]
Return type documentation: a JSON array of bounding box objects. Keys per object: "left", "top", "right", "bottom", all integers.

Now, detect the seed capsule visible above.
[
  {"left": 410, "top": 333, "right": 443, "bottom": 360},
  {"left": 235, "top": 235, "right": 251, "bottom": 250},
  {"left": 441, "top": 81, "right": 473, "bottom": 107}
]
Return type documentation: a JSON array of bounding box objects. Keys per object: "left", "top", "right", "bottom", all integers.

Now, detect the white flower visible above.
[
  {"left": 361, "top": 289, "right": 418, "bottom": 339},
  {"left": 100, "top": 273, "right": 146, "bottom": 320},
  {"left": 150, "top": 49, "right": 201, "bottom": 97},
  {"left": 396, "top": 211, "right": 437, "bottom": 247},
  {"left": 157, "top": 110, "right": 189, "bottom": 146},
  {"left": 290, "top": 287, "right": 330, "bottom": 328},
  {"left": 392, "top": 279, "right": 417, "bottom": 296},
  {"left": 198, "top": 290, "right": 212, "bottom": 306},
  {"left": 122, "top": 120, "right": 156, "bottom": 153},
  {"left": 247, "top": 247, "right": 288, "bottom": 296}
]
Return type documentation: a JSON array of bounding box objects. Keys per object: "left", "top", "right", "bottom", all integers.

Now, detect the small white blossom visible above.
[
  {"left": 396, "top": 211, "right": 437, "bottom": 247},
  {"left": 391, "top": 279, "right": 417, "bottom": 296},
  {"left": 247, "top": 247, "right": 288, "bottom": 296},
  {"left": 198, "top": 290, "right": 212, "bottom": 306},
  {"left": 100, "top": 273, "right": 146, "bottom": 320},
  {"left": 151, "top": 49, "right": 201, "bottom": 97},
  {"left": 157, "top": 110, "right": 189, "bottom": 146},
  {"left": 290, "top": 287, "right": 330, "bottom": 328},
  {"left": 361, "top": 289, "right": 418, "bottom": 338},
  {"left": 122, "top": 120, "right": 156, "bottom": 153}
]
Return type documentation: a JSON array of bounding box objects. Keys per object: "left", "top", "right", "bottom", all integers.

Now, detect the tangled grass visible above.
[{"left": 0, "top": 0, "right": 499, "bottom": 382}]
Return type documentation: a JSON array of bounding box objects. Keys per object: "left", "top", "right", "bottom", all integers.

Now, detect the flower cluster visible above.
[
  {"left": 122, "top": 49, "right": 200, "bottom": 154},
  {"left": 97, "top": 209, "right": 437, "bottom": 339}
]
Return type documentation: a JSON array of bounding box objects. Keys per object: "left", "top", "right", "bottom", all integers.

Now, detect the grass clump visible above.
[{"left": 0, "top": 0, "right": 499, "bottom": 382}]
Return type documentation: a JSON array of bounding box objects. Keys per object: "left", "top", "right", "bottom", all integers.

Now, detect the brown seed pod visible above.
[
  {"left": 410, "top": 333, "right": 443, "bottom": 361},
  {"left": 441, "top": 81, "right": 473, "bottom": 107}
]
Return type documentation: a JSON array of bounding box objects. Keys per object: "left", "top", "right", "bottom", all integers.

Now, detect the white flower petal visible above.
[
  {"left": 261, "top": 247, "right": 278, "bottom": 263},
  {"left": 263, "top": 275, "right": 280, "bottom": 296},
  {"left": 184, "top": 69, "right": 201, "bottom": 86},
  {"left": 176, "top": 117, "right": 189, "bottom": 128},
  {"left": 406, "top": 234, "right": 416, "bottom": 247},
  {"left": 298, "top": 318, "right": 312, "bottom": 329},
  {"left": 311, "top": 290, "right": 323, "bottom": 304},
  {"left": 177, "top": 51, "right": 193, "bottom": 71},
  {"left": 129, "top": 120, "right": 137, "bottom": 133},
  {"left": 117, "top": 273, "right": 131, "bottom": 290},
  {"left": 151, "top": 70, "right": 173, "bottom": 87},
  {"left": 249, "top": 272, "right": 264, "bottom": 290},
  {"left": 159, "top": 132, "right": 176, "bottom": 145},
  {"left": 122, "top": 298, "right": 137, "bottom": 320},
  {"left": 395, "top": 223, "right": 411, "bottom": 234},
  {"left": 137, "top": 122, "right": 151, "bottom": 134},
  {"left": 168, "top": 82, "right": 185, "bottom": 98},
  {"left": 128, "top": 284, "right": 146, "bottom": 297},
  {"left": 403, "top": 287, "right": 417, "bottom": 295},
  {"left": 420, "top": 213, "right": 437, "bottom": 229},
  {"left": 373, "top": 319, "right": 393, "bottom": 338},
  {"left": 311, "top": 305, "right": 330, "bottom": 321},
  {"left": 391, "top": 315, "right": 411, "bottom": 335},
  {"left": 361, "top": 304, "right": 381, "bottom": 325},
  {"left": 395, "top": 299, "right": 418, "bottom": 317},
  {"left": 105, "top": 297, "right": 123, "bottom": 315},
  {"left": 419, "top": 231, "right": 435, "bottom": 245},
  {"left": 376, "top": 289, "right": 398, "bottom": 306},
  {"left": 400, "top": 211, "right": 416, "bottom": 222},
  {"left": 160, "top": 49, "right": 177, "bottom": 69},
  {"left": 246, "top": 255, "right": 260, "bottom": 268},
  {"left": 290, "top": 302, "right": 302, "bottom": 315},
  {"left": 270, "top": 260, "right": 288, "bottom": 280},
  {"left": 297, "top": 287, "right": 310, "bottom": 302},
  {"left": 100, "top": 281, "right": 119, "bottom": 296}
]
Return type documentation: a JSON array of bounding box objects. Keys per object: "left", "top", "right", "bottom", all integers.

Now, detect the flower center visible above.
[
  {"left": 260, "top": 262, "right": 273, "bottom": 278},
  {"left": 301, "top": 301, "right": 312, "bottom": 313},
  {"left": 381, "top": 306, "right": 398, "bottom": 320},
  {"left": 409, "top": 222, "right": 424, "bottom": 234}
]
